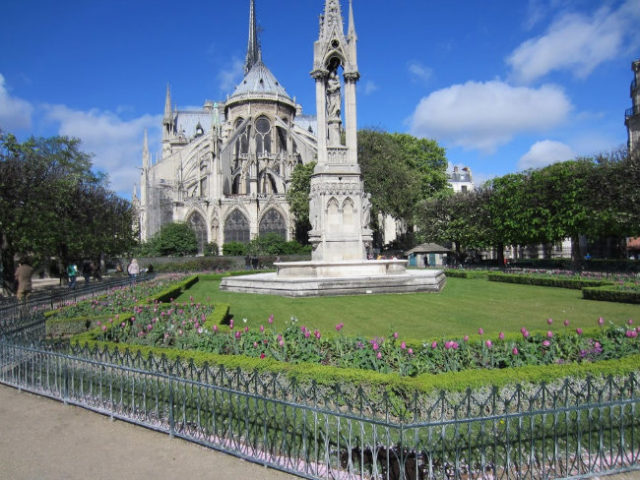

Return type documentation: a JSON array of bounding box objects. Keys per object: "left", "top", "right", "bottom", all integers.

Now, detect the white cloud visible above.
[
  {"left": 408, "top": 80, "right": 572, "bottom": 153},
  {"left": 0, "top": 73, "right": 34, "bottom": 131},
  {"left": 43, "top": 104, "right": 162, "bottom": 196},
  {"left": 361, "top": 80, "right": 378, "bottom": 95},
  {"left": 518, "top": 140, "right": 575, "bottom": 170},
  {"left": 408, "top": 61, "right": 433, "bottom": 84},
  {"left": 508, "top": 0, "right": 640, "bottom": 83},
  {"left": 217, "top": 57, "right": 244, "bottom": 93}
]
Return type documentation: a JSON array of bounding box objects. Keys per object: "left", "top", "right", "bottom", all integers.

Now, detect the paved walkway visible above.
[{"left": 0, "top": 385, "right": 297, "bottom": 480}]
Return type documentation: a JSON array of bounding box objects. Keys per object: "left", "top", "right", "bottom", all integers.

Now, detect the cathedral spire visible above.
[
  {"left": 142, "top": 128, "right": 150, "bottom": 169},
  {"left": 320, "top": 0, "right": 345, "bottom": 40},
  {"left": 163, "top": 84, "right": 172, "bottom": 123},
  {"left": 245, "top": 0, "right": 262, "bottom": 74},
  {"left": 348, "top": 0, "right": 357, "bottom": 40}
]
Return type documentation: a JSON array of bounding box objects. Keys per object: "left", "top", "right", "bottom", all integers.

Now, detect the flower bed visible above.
[{"left": 83, "top": 310, "right": 640, "bottom": 377}]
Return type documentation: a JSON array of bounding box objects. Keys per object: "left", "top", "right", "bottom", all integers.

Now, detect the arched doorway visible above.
[{"left": 224, "top": 210, "right": 250, "bottom": 244}]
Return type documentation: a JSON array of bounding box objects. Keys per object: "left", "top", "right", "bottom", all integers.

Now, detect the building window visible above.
[
  {"left": 259, "top": 209, "right": 286, "bottom": 239},
  {"left": 224, "top": 210, "right": 250, "bottom": 243},
  {"left": 187, "top": 212, "right": 207, "bottom": 254}
]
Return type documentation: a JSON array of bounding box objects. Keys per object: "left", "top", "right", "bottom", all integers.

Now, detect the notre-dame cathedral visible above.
[{"left": 134, "top": 0, "right": 318, "bottom": 253}]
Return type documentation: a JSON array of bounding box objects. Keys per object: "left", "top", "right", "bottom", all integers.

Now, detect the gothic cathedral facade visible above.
[{"left": 134, "top": 0, "right": 318, "bottom": 253}]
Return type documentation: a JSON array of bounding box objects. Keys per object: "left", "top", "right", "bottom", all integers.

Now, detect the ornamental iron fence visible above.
[{"left": 0, "top": 289, "right": 639, "bottom": 479}]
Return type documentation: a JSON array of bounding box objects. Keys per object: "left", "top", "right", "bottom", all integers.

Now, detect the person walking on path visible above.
[
  {"left": 127, "top": 258, "right": 140, "bottom": 285},
  {"left": 67, "top": 262, "right": 78, "bottom": 290},
  {"left": 14, "top": 257, "right": 34, "bottom": 303}
]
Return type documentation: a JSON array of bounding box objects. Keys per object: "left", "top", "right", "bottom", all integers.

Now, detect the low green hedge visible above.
[
  {"left": 46, "top": 313, "right": 118, "bottom": 337},
  {"left": 488, "top": 272, "right": 613, "bottom": 289},
  {"left": 144, "top": 274, "right": 199, "bottom": 303},
  {"left": 444, "top": 269, "right": 490, "bottom": 279},
  {"left": 583, "top": 286, "right": 640, "bottom": 304}
]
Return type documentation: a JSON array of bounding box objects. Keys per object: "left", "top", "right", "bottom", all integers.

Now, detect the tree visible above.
[
  {"left": 358, "top": 129, "right": 449, "bottom": 249},
  {"left": 0, "top": 132, "right": 137, "bottom": 277},
  {"left": 147, "top": 222, "right": 198, "bottom": 257},
  {"left": 286, "top": 161, "right": 316, "bottom": 244}
]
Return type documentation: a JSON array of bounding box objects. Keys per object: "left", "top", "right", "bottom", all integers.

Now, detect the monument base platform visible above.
[{"left": 219, "top": 260, "right": 446, "bottom": 297}]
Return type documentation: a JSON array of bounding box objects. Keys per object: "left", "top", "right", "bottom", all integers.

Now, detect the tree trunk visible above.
[
  {"left": 571, "top": 234, "right": 582, "bottom": 272},
  {"left": 496, "top": 243, "right": 505, "bottom": 268}
]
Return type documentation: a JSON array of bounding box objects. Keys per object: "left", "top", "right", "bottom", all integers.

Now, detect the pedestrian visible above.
[
  {"left": 14, "top": 257, "right": 34, "bottom": 303},
  {"left": 82, "top": 260, "right": 92, "bottom": 284},
  {"left": 127, "top": 258, "right": 140, "bottom": 285},
  {"left": 67, "top": 262, "right": 78, "bottom": 290}
]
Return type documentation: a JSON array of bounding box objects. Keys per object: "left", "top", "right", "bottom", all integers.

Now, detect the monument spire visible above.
[
  {"left": 142, "top": 128, "right": 150, "bottom": 169},
  {"left": 163, "top": 84, "right": 172, "bottom": 122},
  {"left": 348, "top": 0, "right": 357, "bottom": 40},
  {"left": 245, "top": 0, "right": 262, "bottom": 74}
]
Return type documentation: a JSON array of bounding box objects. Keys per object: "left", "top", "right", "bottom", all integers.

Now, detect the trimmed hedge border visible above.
[
  {"left": 444, "top": 269, "right": 490, "bottom": 279},
  {"left": 488, "top": 272, "right": 613, "bottom": 290},
  {"left": 583, "top": 286, "right": 640, "bottom": 304},
  {"left": 144, "top": 274, "right": 200, "bottom": 303},
  {"left": 55, "top": 273, "right": 638, "bottom": 396}
]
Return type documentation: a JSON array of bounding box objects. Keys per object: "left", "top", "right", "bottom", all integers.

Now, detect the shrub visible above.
[
  {"left": 223, "top": 241, "right": 248, "bottom": 256},
  {"left": 583, "top": 285, "right": 640, "bottom": 304},
  {"left": 488, "top": 272, "right": 613, "bottom": 289}
]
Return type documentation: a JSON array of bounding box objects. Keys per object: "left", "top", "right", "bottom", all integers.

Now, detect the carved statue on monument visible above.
[{"left": 326, "top": 71, "right": 341, "bottom": 121}]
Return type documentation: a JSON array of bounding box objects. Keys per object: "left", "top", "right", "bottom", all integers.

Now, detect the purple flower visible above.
[
  {"left": 268, "top": 314, "right": 274, "bottom": 324},
  {"left": 235, "top": 331, "right": 241, "bottom": 339},
  {"left": 393, "top": 332, "right": 399, "bottom": 339},
  {"left": 628, "top": 319, "right": 634, "bottom": 326},
  {"left": 431, "top": 341, "right": 438, "bottom": 349},
  {"left": 520, "top": 327, "right": 527, "bottom": 334},
  {"left": 335, "top": 323, "right": 343, "bottom": 332},
  {"left": 408, "top": 348, "right": 413, "bottom": 355},
  {"left": 401, "top": 341, "right": 406, "bottom": 349},
  {"left": 253, "top": 342, "right": 258, "bottom": 348},
  {"left": 547, "top": 318, "right": 553, "bottom": 325},
  {"left": 547, "top": 331, "right": 553, "bottom": 338},
  {"left": 213, "top": 325, "right": 218, "bottom": 332},
  {"left": 279, "top": 339, "right": 285, "bottom": 347},
  {"left": 512, "top": 347, "right": 519, "bottom": 355},
  {"left": 498, "top": 332, "right": 505, "bottom": 340},
  {"left": 485, "top": 340, "right": 492, "bottom": 348},
  {"left": 314, "top": 329, "right": 321, "bottom": 339},
  {"left": 576, "top": 328, "right": 583, "bottom": 335},
  {"left": 376, "top": 352, "right": 382, "bottom": 360},
  {"left": 101, "top": 325, "right": 107, "bottom": 332},
  {"left": 598, "top": 317, "right": 604, "bottom": 326},
  {"left": 260, "top": 325, "right": 265, "bottom": 333},
  {"left": 445, "top": 341, "right": 453, "bottom": 350},
  {"left": 478, "top": 328, "right": 484, "bottom": 335},
  {"left": 563, "top": 319, "right": 570, "bottom": 327},
  {"left": 463, "top": 335, "right": 469, "bottom": 342},
  {"left": 522, "top": 330, "right": 530, "bottom": 338},
  {"left": 372, "top": 342, "right": 379, "bottom": 351},
  {"left": 542, "top": 340, "right": 550, "bottom": 347}
]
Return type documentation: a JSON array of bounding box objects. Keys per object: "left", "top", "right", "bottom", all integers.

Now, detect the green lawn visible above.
[{"left": 178, "top": 277, "right": 639, "bottom": 341}]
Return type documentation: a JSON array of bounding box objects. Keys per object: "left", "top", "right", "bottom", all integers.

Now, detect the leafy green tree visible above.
[
  {"left": 286, "top": 161, "right": 316, "bottom": 244},
  {"left": 149, "top": 222, "right": 198, "bottom": 257},
  {"left": 0, "top": 132, "right": 137, "bottom": 276},
  {"left": 222, "top": 241, "right": 247, "bottom": 256}
]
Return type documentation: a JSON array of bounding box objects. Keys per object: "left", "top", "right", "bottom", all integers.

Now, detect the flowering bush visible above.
[{"left": 93, "top": 312, "right": 638, "bottom": 377}]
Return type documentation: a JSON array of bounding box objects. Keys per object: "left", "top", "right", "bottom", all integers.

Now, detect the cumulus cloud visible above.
[
  {"left": 0, "top": 73, "right": 34, "bottom": 131},
  {"left": 43, "top": 104, "right": 162, "bottom": 196},
  {"left": 518, "top": 140, "right": 576, "bottom": 170},
  {"left": 217, "top": 57, "right": 245, "bottom": 93},
  {"left": 361, "top": 80, "right": 378, "bottom": 95},
  {"left": 408, "top": 80, "right": 572, "bottom": 152},
  {"left": 408, "top": 61, "right": 433, "bottom": 84},
  {"left": 508, "top": 0, "right": 640, "bottom": 83}
]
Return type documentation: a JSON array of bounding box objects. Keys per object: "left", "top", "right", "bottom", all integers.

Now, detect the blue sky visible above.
[{"left": 1, "top": 0, "right": 638, "bottom": 198}]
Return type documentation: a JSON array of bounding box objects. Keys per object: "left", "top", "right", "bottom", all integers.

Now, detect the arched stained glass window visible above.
[
  {"left": 224, "top": 210, "right": 250, "bottom": 244},
  {"left": 259, "top": 209, "right": 286, "bottom": 239},
  {"left": 188, "top": 212, "right": 207, "bottom": 254}
]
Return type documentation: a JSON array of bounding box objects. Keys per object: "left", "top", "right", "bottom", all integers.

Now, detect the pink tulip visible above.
[
  {"left": 260, "top": 325, "right": 264, "bottom": 333},
  {"left": 268, "top": 314, "right": 274, "bottom": 324},
  {"left": 598, "top": 317, "right": 604, "bottom": 326},
  {"left": 628, "top": 319, "right": 634, "bottom": 326},
  {"left": 463, "top": 335, "right": 469, "bottom": 342},
  {"left": 485, "top": 340, "right": 492, "bottom": 348},
  {"left": 431, "top": 341, "right": 438, "bottom": 349},
  {"left": 498, "top": 332, "right": 505, "bottom": 340},
  {"left": 563, "top": 319, "right": 569, "bottom": 327},
  {"left": 478, "top": 328, "right": 484, "bottom": 335},
  {"left": 522, "top": 330, "right": 530, "bottom": 338},
  {"left": 542, "top": 340, "right": 550, "bottom": 347},
  {"left": 393, "top": 332, "right": 398, "bottom": 339},
  {"left": 512, "top": 347, "right": 519, "bottom": 355},
  {"left": 547, "top": 331, "right": 553, "bottom": 338},
  {"left": 372, "top": 342, "right": 379, "bottom": 351},
  {"left": 408, "top": 348, "right": 413, "bottom": 355},
  {"left": 213, "top": 325, "right": 218, "bottom": 332},
  {"left": 401, "top": 342, "right": 406, "bottom": 350},
  {"left": 547, "top": 318, "right": 553, "bottom": 325},
  {"left": 576, "top": 328, "right": 583, "bottom": 335},
  {"left": 376, "top": 352, "right": 382, "bottom": 359}
]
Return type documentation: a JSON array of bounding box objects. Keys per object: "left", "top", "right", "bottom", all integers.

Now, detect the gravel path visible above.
[{"left": 0, "top": 384, "right": 297, "bottom": 480}]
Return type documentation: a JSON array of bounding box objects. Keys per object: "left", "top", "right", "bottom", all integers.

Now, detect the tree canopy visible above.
[{"left": 0, "top": 132, "right": 137, "bottom": 277}]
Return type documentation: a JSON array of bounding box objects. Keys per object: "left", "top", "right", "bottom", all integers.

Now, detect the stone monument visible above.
[{"left": 220, "top": 0, "right": 445, "bottom": 296}]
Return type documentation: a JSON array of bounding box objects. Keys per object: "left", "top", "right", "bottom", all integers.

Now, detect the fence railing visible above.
[{"left": 1, "top": 289, "right": 640, "bottom": 479}]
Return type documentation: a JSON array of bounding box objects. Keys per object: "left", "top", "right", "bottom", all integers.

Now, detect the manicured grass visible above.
[{"left": 178, "top": 277, "right": 639, "bottom": 342}]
